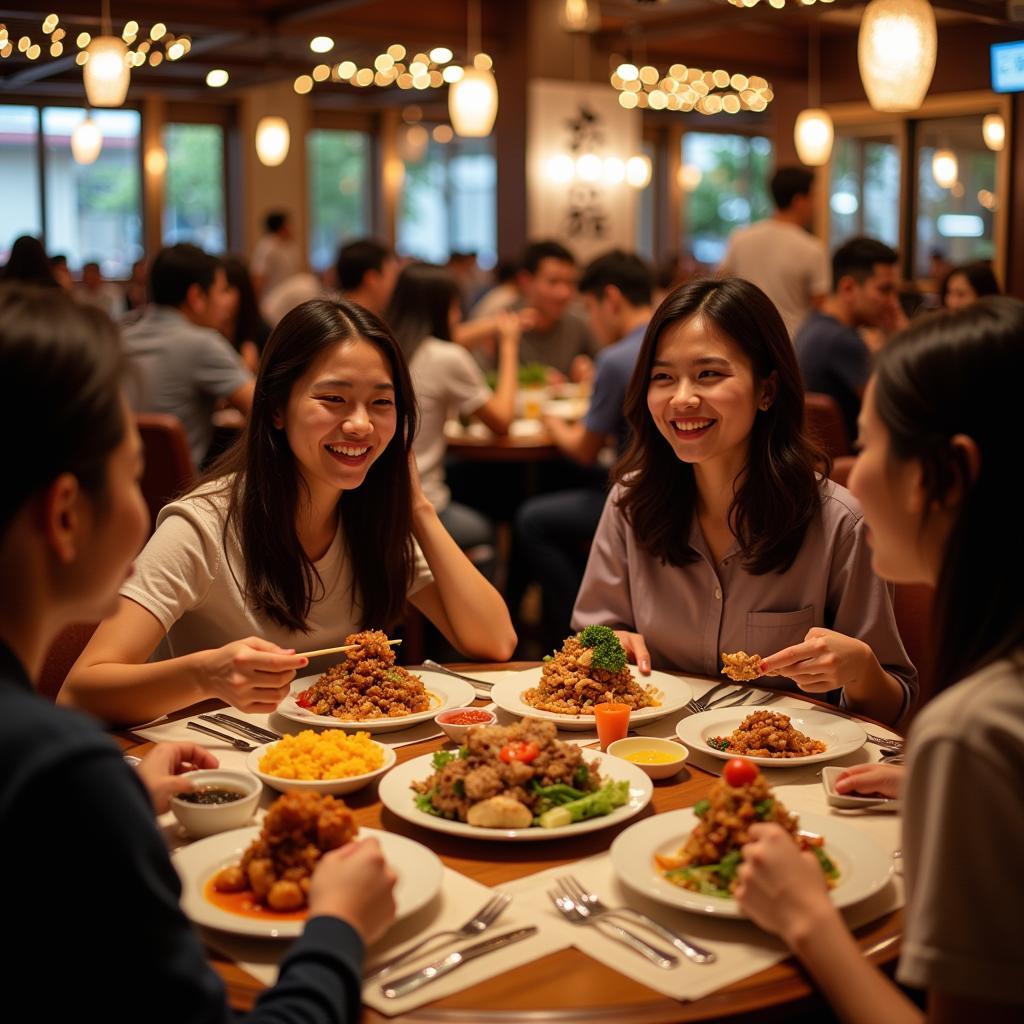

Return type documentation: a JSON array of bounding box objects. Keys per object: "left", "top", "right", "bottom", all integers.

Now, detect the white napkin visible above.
[
  {"left": 499, "top": 783, "right": 903, "bottom": 1003},
  {"left": 196, "top": 866, "right": 572, "bottom": 1017}
]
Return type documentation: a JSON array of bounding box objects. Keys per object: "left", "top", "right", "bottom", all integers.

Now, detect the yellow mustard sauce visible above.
[{"left": 624, "top": 749, "right": 679, "bottom": 765}]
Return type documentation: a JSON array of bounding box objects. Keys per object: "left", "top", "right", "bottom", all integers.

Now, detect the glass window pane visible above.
[
  {"left": 162, "top": 123, "right": 226, "bottom": 252},
  {"left": 681, "top": 132, "right": 773, "bottom": 265},
  {"left": 399, "top": 135, "right": 496, "bottom": 267},
  {"left": 914, "top": 115, "right": 997, "bottom": 278},
  {"left": 42, "top": 107, "right": 142, "bottom": 277},
  {"left": 307, "top": 129, "right": 371, "bottom": 271},
  {"left": 636, "top": 139, "right": 656, "bottom": 263},
  {"left": 0, "top": 105, "right": 42, "bottom": 262},
  {"left": 829, "top": 133, "right": 900, "bottom": 249}
]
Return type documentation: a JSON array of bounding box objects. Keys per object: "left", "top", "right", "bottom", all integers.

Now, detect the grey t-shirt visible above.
[
  {"left": 518, "top": 311, "right": 600, "bottom": 376},
  {"left": 122, "top": 306, "right": 253, "bottom": 467}
]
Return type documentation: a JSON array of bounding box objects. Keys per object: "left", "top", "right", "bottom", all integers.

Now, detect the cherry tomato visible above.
[
  {"left": 499, "top": 741, "right": 540, "bottom": 764},
  {"left": 723, "top": 757, "right": 759, "bottom": 786},
  {"left": 296, "top": 690, "right": 313, "bottom": 709}
]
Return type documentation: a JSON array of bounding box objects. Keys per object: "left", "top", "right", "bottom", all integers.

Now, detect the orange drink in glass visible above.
[{"left": 594, "top": 702, "right": 630, "bottom": 751}]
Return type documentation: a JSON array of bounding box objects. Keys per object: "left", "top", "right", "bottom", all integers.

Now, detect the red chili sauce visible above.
[{"left": 440, "top": 709, "right": 493, "bottom": 725}]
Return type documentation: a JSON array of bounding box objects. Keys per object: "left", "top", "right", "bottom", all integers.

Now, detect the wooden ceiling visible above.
[{"left": 0, "top": 0, "right": 1018, "bottom": 101}]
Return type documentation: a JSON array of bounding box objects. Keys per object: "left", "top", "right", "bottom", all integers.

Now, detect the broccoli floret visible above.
[{"left": 578, "top": 625, "right": 627, "bottom": 673}]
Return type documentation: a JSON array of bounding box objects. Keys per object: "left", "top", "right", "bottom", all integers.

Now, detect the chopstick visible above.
[{"left": 296, "top": 639, "right": 402, "bottom": 659}]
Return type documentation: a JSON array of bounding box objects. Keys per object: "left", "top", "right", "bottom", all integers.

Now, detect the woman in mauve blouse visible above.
[{"left": 572, "top": 277, "right": 915, "bottom": 725}]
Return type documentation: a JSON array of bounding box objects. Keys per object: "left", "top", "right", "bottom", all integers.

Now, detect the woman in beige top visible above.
[
  {"left": 736, "top": 297, "right": 1024, "bottom": 1021},
  {"left": 62, "top": 299, "right": 516, "bottom": 726},
  {"left": 572, "top": 277, "right": 914, "bottom": 724}
]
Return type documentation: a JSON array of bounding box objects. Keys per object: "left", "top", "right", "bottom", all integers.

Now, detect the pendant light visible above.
[
  {"left": 71, "top": 113, "right": 103, "bottom": 164},
  {"left": 255, "top": 116, "right": 290, "bottom": 167},
  {"left": 982, "top": 113, "right": 1005, "bottom": 152},
  {"left": 931, "top": 149, "right": 958, "bottom": 190},
  {"left": 794, "top": 25, "right": 833, "bottom": 166},
  {"left": 559, "top": 0, "right": 600, "bottom": 33},
  {"left": 449, "top": 0, "right": 498, "bottom": 137},
  {"left": 857, "top": 0, "right": 936, "bottom": 112},
  {"left": 83, "top": 0, "right": 130, "bottom": 107}
]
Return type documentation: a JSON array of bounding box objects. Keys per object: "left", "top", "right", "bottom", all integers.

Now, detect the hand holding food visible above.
[
  {"left": 758, "top": 628, "right": 874, "bottom": 694},
  {"left": 307, "top": 838, "right": 398, "bottom": 944},
  {"left": 198, "top": 636, "right": 308, "bottom": 713},
  {"left": 834, "top": 762, "right": 904, "bottom": 799},
  {"left": 137, "top": 742, "right": 220, "bottom": 814},
  {"left": 734, "top": 822, "right": 837, "bottom": 941},
  {"left": 720, "top": 651, "right": 765, "bottom": 682}
]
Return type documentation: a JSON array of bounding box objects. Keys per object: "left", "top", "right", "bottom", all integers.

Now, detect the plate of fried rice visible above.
[
  {"left": 277, "top": 631, "right": 475, "bottom": 732},
  {"left": 675, "top": 706, "right": 866, "bottom": 766},
  {"left": 489, "top": 629, "right": 693, "bottom": 731}
]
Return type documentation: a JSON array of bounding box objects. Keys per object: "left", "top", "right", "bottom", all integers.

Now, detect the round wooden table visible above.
[{"left": 127, "top": 667, "right": 902, "bottom": 1023}]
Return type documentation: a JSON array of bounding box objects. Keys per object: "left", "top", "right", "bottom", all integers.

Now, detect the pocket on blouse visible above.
[{"left": 746, "top": 606, "right": 815, "bottom": 654}]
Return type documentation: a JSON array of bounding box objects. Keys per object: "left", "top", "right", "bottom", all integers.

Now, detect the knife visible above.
[
  {"left": 205, "top": 713, "right": 282, "bottom": 743},
  {"left": 381, "top": 926, "right": 537, "bottom": 999}
]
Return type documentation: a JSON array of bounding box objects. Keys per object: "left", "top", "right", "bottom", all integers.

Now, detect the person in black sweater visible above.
[{"left": 0, "top": 283, "right": 397, "bottom": 1023}]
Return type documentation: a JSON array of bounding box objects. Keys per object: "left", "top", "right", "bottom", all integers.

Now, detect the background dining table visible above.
[{"left": 120, "top": 663, "right": 904, "bottom": 1024}]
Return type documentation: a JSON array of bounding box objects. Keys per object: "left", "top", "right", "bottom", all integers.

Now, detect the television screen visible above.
[{"left": 991, "top": 40, "right": 1024, "bottom": 92}]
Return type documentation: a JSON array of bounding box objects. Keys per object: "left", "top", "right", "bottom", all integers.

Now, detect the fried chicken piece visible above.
[
  {"left": 720, "top": 651, "right": 763, "bottom": 681},
  {"left": 212, "top": 865, "right": 247, "bottom": 893}
]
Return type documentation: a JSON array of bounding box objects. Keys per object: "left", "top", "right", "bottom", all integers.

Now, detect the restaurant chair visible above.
[
  {"left": 804, "top": 392, "right": 851, "bottom": 460},
  {"left": 894, "top": 582, "right": 936, "bottom": 722},
  {"left": 829, "top": 455, "right": 857, "bottom": 487},
  {"left": 38, "top": 622, "right": 98, "bottom": 701},
  {"left": 136, "top": 413, "right": 197, "bottom": 529}
]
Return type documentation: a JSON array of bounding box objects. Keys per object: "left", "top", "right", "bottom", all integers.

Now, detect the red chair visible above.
[
  {"left": 804, "top": 393, "right": 851, "bottom": 460},
  {"left": 38, "top": 622, "right": 98, "bottom": 701},
  {"left": 829, "top": 455, "right": 856, "bottom": 488},
  {"left": 136, "top": 413, "right": 197, "bottom": 530},
  {"left": 894, "top": 583, "right": 936, "bottom": 721}
]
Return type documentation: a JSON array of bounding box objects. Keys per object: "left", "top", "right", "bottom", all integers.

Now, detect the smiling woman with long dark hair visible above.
[
  {"left": 63, "top": 297, "right": 516, "bottom": 726},
  {"left": 572, "top": 277, "right": 915, "bottom": 724}
]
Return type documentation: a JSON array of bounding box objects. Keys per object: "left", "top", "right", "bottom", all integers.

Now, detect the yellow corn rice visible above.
[{"left": 258, "top": 729, "right": 384, "bottom": 780}]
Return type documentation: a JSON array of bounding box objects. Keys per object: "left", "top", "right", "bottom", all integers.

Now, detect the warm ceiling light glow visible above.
[
  {"left": 206, "top": 68, "right": 229, "bottom": 88},
  {"left": 432, "top": 124, "right": 454, "bottom": 143},
  {"left": 310, "top": 35, "right": 334, "bottom": 53},
  {"left": 443, "top": 64, "right": 463, "bottom": 83},
  {"left": 473, "top": 52, "right": 493, "bottom": 71},
  {"left": 84, "top": 36, "right": 130, "bottom": 107},
  {"left": 576, "top": 152, "right": 602, "bottom": 182},
  {"left": 122, "top": 20, "right": 138, "bottom": 40},
  {"left": 625, "top": 154, "right": 652, "bottom": 188},
  {"left": 42, "top": 14, "right": 58, "bottom": 34},
  {"left": 559, "top": 0, "right": 600, "bottom": 32},
  {"left": 293, "top": 74, "right": 313, "bottom": 94},
  {"left": 167, "top": 41, "right": 185, "bottom": 60},
  {"left": 313, "top": 63, "right": 330, "bottom": 81},
  {"left": 429, "top": 46, "right": 453, "bottom": 63},
  {"left": 27, "top": 43, "right": 41, "bottom": 59},
  {"left": 77, "top": 31, "right": 91, "bottom": 48},
  {"left": 982, "top": 113, "right": 1005, "bottom": 152},
  {"left": 603, "top": 156, "right": 626, "bottom": 184},
  {"left": 931, "top": 149, "right": 958, "bottom": 189},
  {"left": 387, "top": 43, "right": 406, "bottom": 60},
  {"left": 400, "top": 124, "right": 429, "bottom": 162},
  {"left": 617, "top": 63, "right": 639, "bottom": 81},
  {"left": 449, "top": 66, "right": 498, "bottom": 137},
  {"left": 678, "top": 163, "right": 702, "bottom": 191},
  {"left": 71, "top": 115, "right": 103, "bottom": 164},
  {"left": 150, "top": 22, "right": 166, "bottom": 41},
  {"left": 858, "top": 0, "right": 936, "bottom": 112},
  {"left": 145, "top": 145, "right": 167, "bottom": 175},
  {"left": 255, "top": 116, "right": 290, "bottom": 167},
  {"left": 337, "top": 60, "right": 356, "bottom": 79},
  {"left": 546, "top": 154, "right": 575, "bottom": 184},
  {"left": 794, "top": 108, "right": 834, "bottom": 166}
]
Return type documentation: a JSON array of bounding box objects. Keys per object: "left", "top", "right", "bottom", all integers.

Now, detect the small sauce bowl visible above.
[
  {"left": 434, "top": 707, "right": 497, "bottom": 744},
  {"left": 169, "top": 769, "right": 261, "bottom": 837},
  {"left": 607, "top": 737, "right": 688, "bottom": 780}
]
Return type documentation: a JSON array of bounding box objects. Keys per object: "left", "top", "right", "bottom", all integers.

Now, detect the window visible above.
[
  {"left": 162, "top": 123, "right": 226, "bottom": 252},
  {"left": 829, "top": 132, "right": 900, "bottom": 249},
  {"left": 913, "top": 115, "right": 997, "bottom": 278},
  {"left": 636, "top": 139, "right": 656, "bottom": 263},
  {"left": 307, "top": 129, "right": 371, "bottom": 272},
  {"left": 399, "top": 134, "right": 496, "bottom": 267},
  {"left": 681, "top": 132, "right": 773, "bottom": 265},
  {"left": 42, "top": 107, "right": 142, "bottom": 277},
  {"left": 0, "top": 105, "right": 43, "bottom": 263}
]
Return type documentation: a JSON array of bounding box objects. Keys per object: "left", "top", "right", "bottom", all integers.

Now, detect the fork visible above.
[
  {"left": 420, "top": 659, "right": 493, "bottom": 690},
  {"left": 559, "top": 876, "right": 715, "bottom": 964},
  {"left": 548, "top": 885, "right": 678, "bottom": 969},
  {"left": 186, "top": 721, "right": 255, "bottom": 752},
  {"left": 365, "top": 892, "right": 511, "bottom": 978},
  {"left": 682, "top": 680, "right": 736, "bottom": 716}
]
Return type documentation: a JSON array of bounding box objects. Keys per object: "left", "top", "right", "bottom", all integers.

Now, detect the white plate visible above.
[
  {"left": 246, "top": 740, "right": 397, "bottom": 795},
  {"left": 675, "top": 705, "right": 866, "bottom": 766},
  {"left": 277, "top": 670, "right": 476, "bottom": 733},
  {"left": 611, "top": 809, "right": 892, "bottom": 919},
  {"left": 821, "top": 765, "right": 900, "bottom": 811},
  {"left": 175, "top": 825, "right": 442, "bottom": 938},
  {"left": 490, "top": 669, "right": 694, "bottom": 732},
  {"left": 378, "top": 747, "right": 653, "bottom": 842}
]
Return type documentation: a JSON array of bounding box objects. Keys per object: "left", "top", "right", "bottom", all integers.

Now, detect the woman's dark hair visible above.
[
  {"left": 939, "top": 260, "right": 1001, "bottom": 308},
  {"left": 1, "top": 236, "right": 59, "bottom": 288},
  {"left": 614, "top": 277, "right": 824, "bottom": 574},
  {"left": 204, "top": 298, "right": 418, "bottom": 633},
  {"left": 0, "top": 284, "right": 125, "bottom": 538},
  {"left": 222, "top": 256, "right": 270, "bottom": 355},
  {"left": 385, "top": 262, "right": 460, "bottom": 363},
  {"left": 873, "top": 296, "right": 1024, "bottom": 693}
]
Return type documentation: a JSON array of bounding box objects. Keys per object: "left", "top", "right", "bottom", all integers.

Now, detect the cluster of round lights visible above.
[
  {"left": 727, "top": 0, "right": 835, "bottom": 7},
  {"left": 0, "top": 15, "right": 191, "bottom": 68},
  {"left": 611, "top": 62, "right": 773, "bottom": 114},
  {"left": 294, "top": 41, "right": 490, "bottom": 95},
  {"left": 545, "top": 152, "right": 652, "bottom": 189}
]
